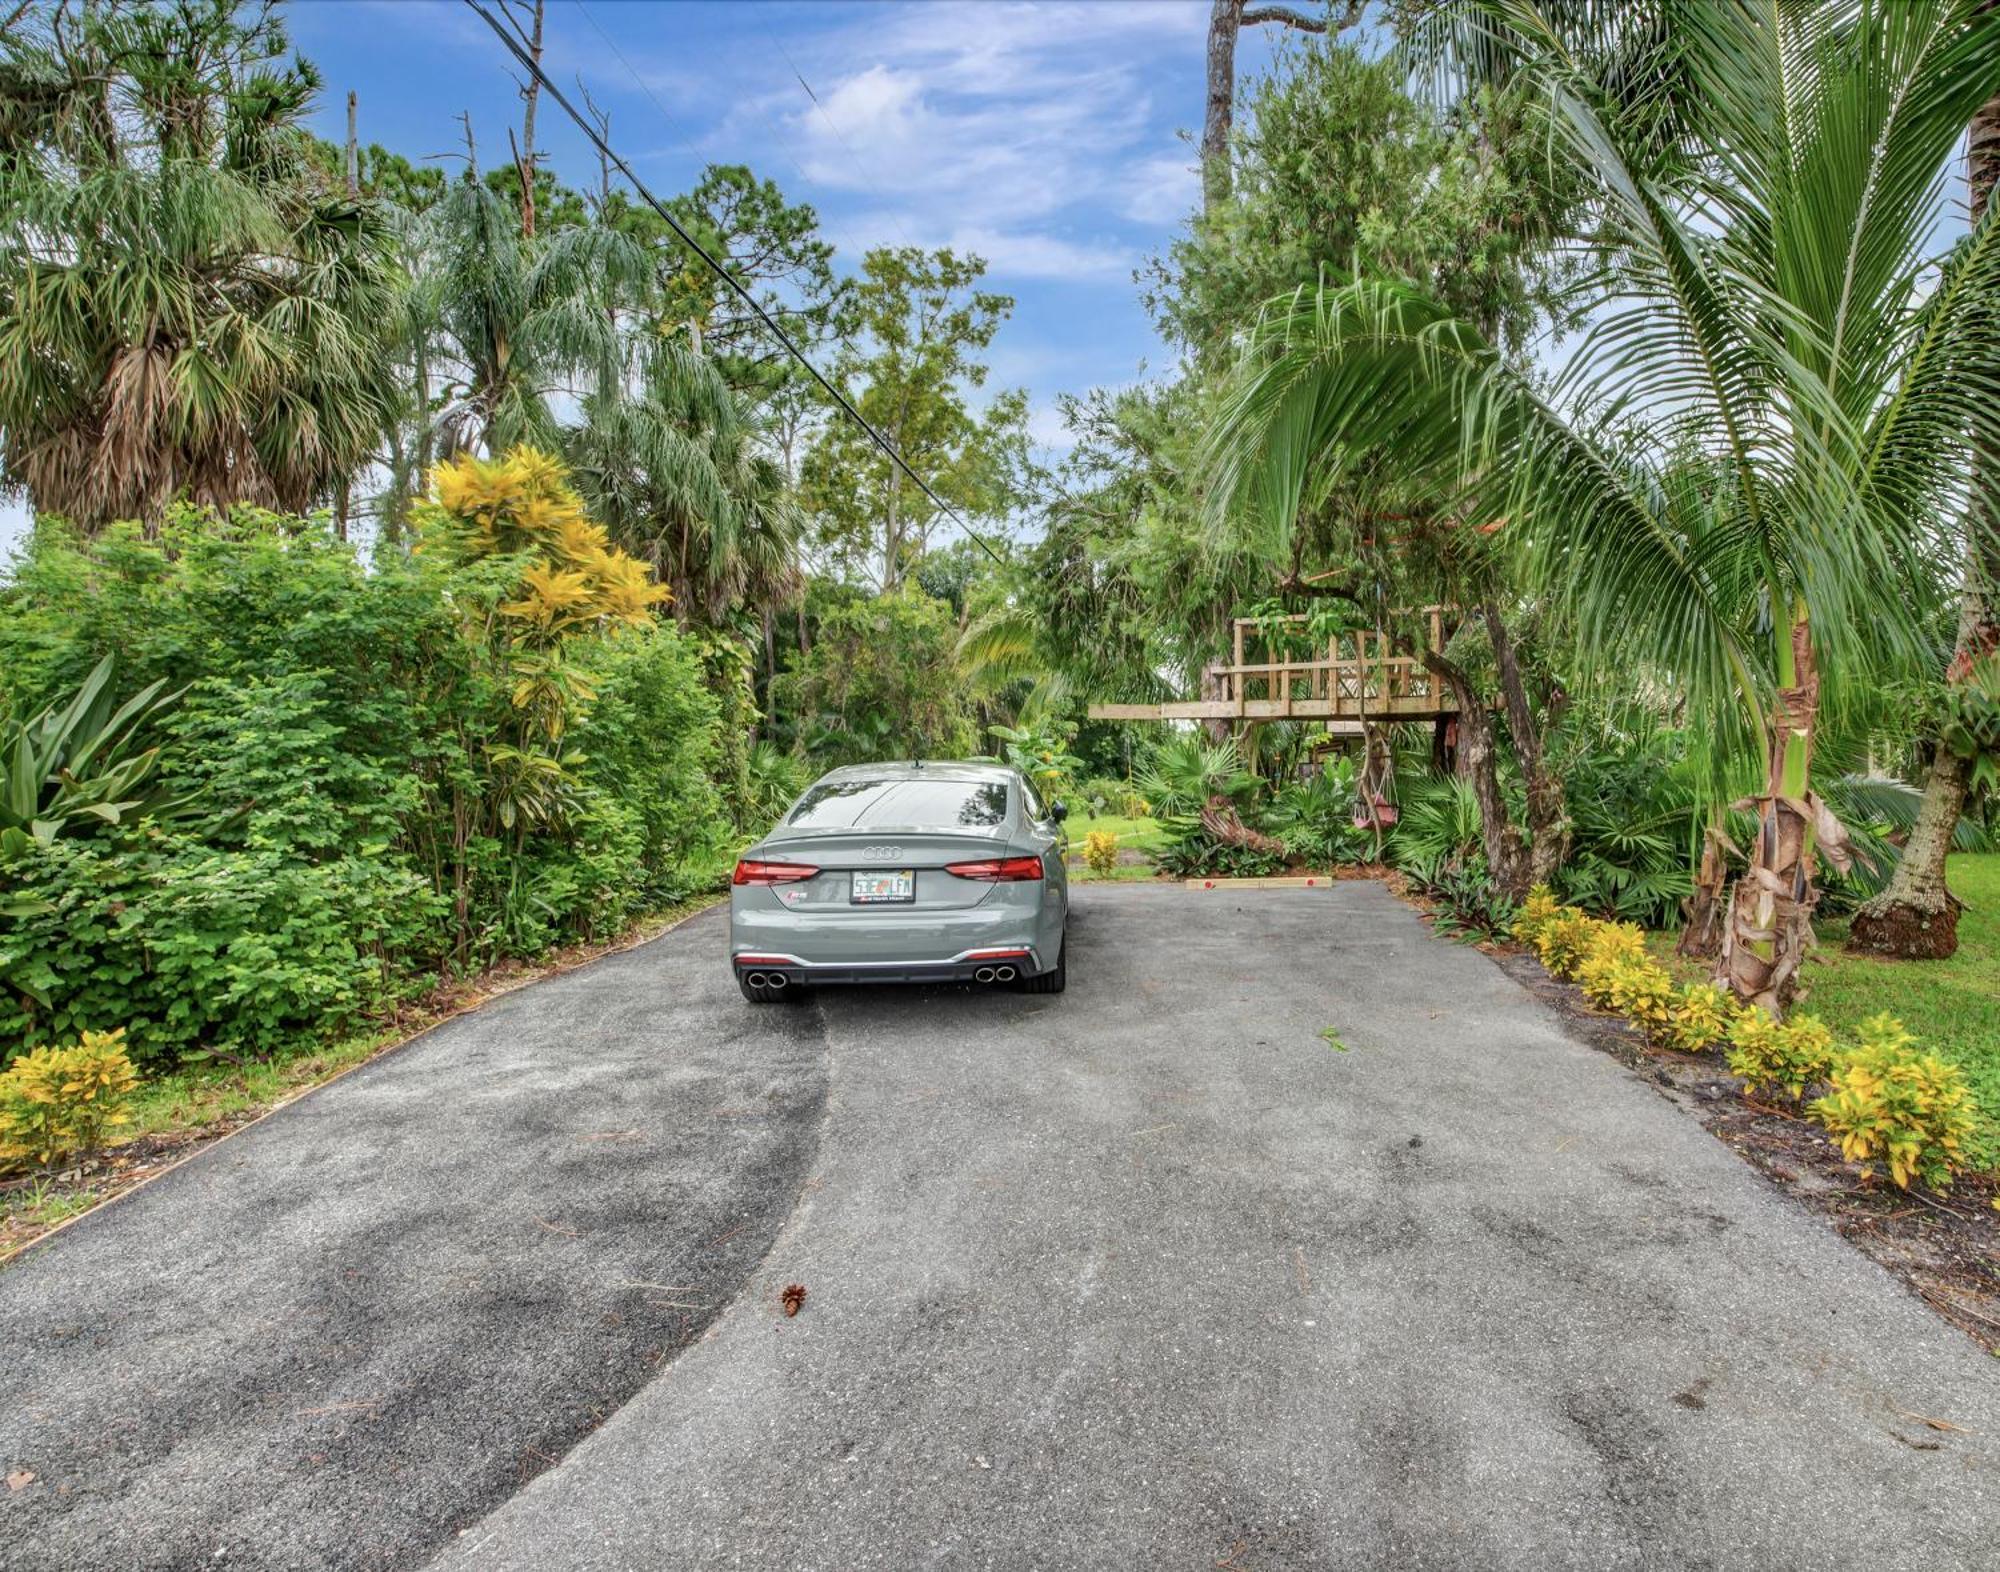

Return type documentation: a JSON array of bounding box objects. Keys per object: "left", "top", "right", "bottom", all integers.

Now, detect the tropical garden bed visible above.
[{"left": 1397, "top": 859, "right": 2000, "bottom": 1353}]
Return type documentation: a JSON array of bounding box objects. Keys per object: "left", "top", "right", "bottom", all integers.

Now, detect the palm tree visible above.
[
  {"left": 0, "top": 1, "right": 401, "bottom": 531},
  {"left": 564, "top": 330, "right": 803, "bottom": 625},
  {"left": 1208, "top": 0, "right": 2000, "bottom": 1013},
  {"left": 421, "top": 178, "right": 644, "bottom": 459}
]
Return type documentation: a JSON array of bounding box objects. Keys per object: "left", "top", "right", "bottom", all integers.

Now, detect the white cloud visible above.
[
  {"left": 1118, "top": 151, "right": 1200, "bottom": 226},
  {"left": 742, "top": 0, "right": 1199, "bottom": 242},
  {"left": 0, "top": 493, "right": 30, "bottom": 566},
  {"left": 942, "top": 226, "right": 1129, "bottom": 282},
  {"left": 1026, "top": 400, "right": 1079, "bottom": 455}
]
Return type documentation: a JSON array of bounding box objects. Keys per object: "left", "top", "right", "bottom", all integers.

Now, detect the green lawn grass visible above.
[
  {"left": 1807, "top": 854, "right": 2000, "bottom": 1117},
  {"left": 1064, "top": 812, "right": 1168, "bottom": 854},
  {"left": 1652, "top": 852, "right": 2000, "bottom": 1116},
  {"left": 1062, "top": 811, "right": 1169, "bottom": 882}
]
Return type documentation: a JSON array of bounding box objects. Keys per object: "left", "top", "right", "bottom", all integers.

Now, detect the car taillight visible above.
[
  {"left": 944, "top": 855, "right": 1044, "bottom": 881},
  {"left": 732, "top": 859, "right": 819, "bottom": 886}
]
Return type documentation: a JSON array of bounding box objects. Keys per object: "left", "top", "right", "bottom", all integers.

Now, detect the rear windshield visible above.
[{"left": 786, "top": 777, "right": 1009, "bottom": 831}]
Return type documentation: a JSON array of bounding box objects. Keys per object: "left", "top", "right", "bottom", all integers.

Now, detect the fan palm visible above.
[
  {"left": 0, "top": 1, "right": 401, "bottom": 530},
  {"left": 1207, "top": 0, "right": 2000, "bottom": 1013},
  {"left": 422, "top": 178, "right": 646, "bottom": 459},
  {"left": 564, "top": 331, "right": 804, "bottom": 625}
]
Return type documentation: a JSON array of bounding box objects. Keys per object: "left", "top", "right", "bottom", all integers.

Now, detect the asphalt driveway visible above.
[
  {"left": 0, "top": 910, "right": 827, "bottom": 1572},
  {"left": 5, "top": 883, "right": 1999, "bottom": 1571}
]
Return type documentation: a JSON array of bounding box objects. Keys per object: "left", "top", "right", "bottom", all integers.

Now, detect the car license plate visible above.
[{"left": 850, "top": 869, "right": 915, "bottom": 904}]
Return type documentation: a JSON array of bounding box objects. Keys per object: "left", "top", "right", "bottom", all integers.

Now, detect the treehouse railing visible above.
[{"left": 1088, "top": 606, "right": 1461, "bottom": 723}]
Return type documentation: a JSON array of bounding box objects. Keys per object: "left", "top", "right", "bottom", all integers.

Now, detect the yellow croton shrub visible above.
[
  {"left": 423, "top": 447, "right": 670, "bottom": 637},
  {"left": 418, "top": 448, "right": 672, "bottom": 745}
]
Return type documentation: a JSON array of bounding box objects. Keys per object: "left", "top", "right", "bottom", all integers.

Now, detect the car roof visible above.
[{"left": 810, "top": 761, "right": 1019, "bottom": 786}]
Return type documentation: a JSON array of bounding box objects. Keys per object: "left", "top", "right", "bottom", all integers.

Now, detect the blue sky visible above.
[{"left": 2, "top": 0, "right": 1300, "bottom": 555}]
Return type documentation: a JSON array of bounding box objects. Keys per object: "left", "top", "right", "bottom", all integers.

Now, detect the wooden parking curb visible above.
[{"left": 1182, "top": 875, "right": 1333, "bottom": 890}]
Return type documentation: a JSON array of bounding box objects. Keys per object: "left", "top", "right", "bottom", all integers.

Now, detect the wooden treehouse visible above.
[{"left": 1088, "top": 607, "right": 1461, "bottom": 726}]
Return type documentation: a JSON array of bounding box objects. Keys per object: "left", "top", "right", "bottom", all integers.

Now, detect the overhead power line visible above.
[{"left": 461, "top": 0, "right": 1008, "bottom": 570}]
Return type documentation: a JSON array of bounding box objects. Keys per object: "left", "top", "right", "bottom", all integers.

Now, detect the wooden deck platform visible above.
[{"left": 1088, "top": 608, "right": 1461, "bottom": 724}]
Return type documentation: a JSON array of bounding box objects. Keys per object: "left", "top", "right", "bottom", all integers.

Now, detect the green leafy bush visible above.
[
  {"left": 1, "top": 836, "right": 439, "bottom": 1066},
  {"left": 1658, "top": 982, "right": 1739, "bottom": 1052},
  {"left": 0, "top": 1027, "right": 140, "bottom": 1169},
  {"left": 1422, "top": 867, "right": 1519, "bottom": 942},
  {"left": 1726, "top": 1010, "right": 1840, "bottom": 1102},
  {"left": 0, "top": 474, "right": 730, "bottom": 1067},
  {"left": 1809, "top": 1015, "right": 1980, "bottom": 1191},
  {"left": 988, "top": 716, "right": 1085, "bottom": 800},
  {"left": 1390, "top": 773, "right": 1484, "bottom": 885},
  {"left": 1262, "top": 761, "right": 1373, "bottom": 867},
  {"left": 741, "top": 742, "right": 809, "bottom": 827},
  {"left": 1135, "top": 735, "right": 1256, "bottom": 819},
  {"left": 774, "top": 585, "right": 979, "bottom": 765},
  {"left": 0, "top": 656, "right": 191, "bottom": 856},
  {"left": 1082, "top": 830, "right": 1120, "bottom": 875},
  {"left": 1153, "top": 832, "right": 1285, "bottom": 879},
  {"left": 1549, "top": 727, "right": 1698, "bottom": 926},
  {"left": 1078, "top": 776, "right": 1148, "bottom": 818}
]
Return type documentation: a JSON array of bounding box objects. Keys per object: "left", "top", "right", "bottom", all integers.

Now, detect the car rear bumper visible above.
[{"left": 731, "top": 945, "right": 1043, "bottom": 986}]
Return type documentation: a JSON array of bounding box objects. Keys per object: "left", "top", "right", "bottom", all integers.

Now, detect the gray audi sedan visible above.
[{"left": 729, "top": 761, "right": 1069, "bottom": 1002}]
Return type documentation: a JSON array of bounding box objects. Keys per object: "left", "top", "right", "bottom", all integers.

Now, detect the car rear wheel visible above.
[
  {"left": 738, "top": 972, "right": 808, "bottom": 1004},
  {"left": 1012, "top": 940, "right": 1065, "bottom": 994}
]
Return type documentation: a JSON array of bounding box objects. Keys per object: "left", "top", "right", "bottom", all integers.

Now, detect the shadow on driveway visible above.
[{"left": 0, "top": 906, "right": 826, "bottom": 1572}]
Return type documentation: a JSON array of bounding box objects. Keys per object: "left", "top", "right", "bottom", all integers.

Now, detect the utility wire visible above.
[
  {"left": 759, "top": 21, "right": 922, "bottom": 255},
  {"left": 462, "top": 0, "right": 1008, "bottom": 570},
  {"left": 573, "top": 0, "right": 883, "bottom": 286}
]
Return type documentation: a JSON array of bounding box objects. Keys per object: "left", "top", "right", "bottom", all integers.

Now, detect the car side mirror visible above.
[{"left": 1050, "top": 800, "right": 1068, "bottom": 823}]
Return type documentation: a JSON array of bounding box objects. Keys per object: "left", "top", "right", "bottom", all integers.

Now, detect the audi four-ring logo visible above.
[{"left": 860, "top": 845, "right": 903, "bottom": 861}]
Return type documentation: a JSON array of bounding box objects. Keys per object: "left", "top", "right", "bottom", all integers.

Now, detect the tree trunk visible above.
[
  {"left": 1715, "top": 609, "right": 1854, "bottom": 1015},
  {"left": 1424, "top": 649, "right": 1531, "bottom": 898},
  {"left": 1677, "top": 815, "right": 1729, "bottom": 960},
  {"left": 1200, "top": 797, "right": 1285, "bottom": 856},
  {"left": 515, "top": 0, "right": 545, "bottom": 238},
  {"left": 883, "top": 473, "right": 903, "bottom": 592},
  {"left": 1199, "top": 660, "right": 1231, "bottom": 744},
  {"left": 344, "top": 91, "right": 359, "bottom": 197},
  {"left": 1201, "top": 2, "right": 1340, "bottom": 214},
  {"left": 761, "top": 608, "right": 778, "bottom": 725},
  {"left": 1202, "top": 1, "right": 1243, "bottom": 213},
  {"left": 1848, "top": 746, "right": 1969, "bottom": 958},
  {"left": 1845, "top": 87, "right": 2000, "bottom": 960},
  {"left": 1430, "top": 714, "right": 1453, "bottom": 774},
  {"left": 1482, "top": 602, "right": 1568, "bottom": 886}
]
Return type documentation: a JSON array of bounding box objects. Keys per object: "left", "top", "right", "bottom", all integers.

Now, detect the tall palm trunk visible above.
[
  {"left": 1716, "top": 606, "right": 1853, "bottom": 1014},
  {"left": 1846, "top": 87, "right": 2000, "bottom": 960}
]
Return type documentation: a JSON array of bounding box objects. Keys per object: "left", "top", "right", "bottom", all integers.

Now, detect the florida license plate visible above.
[{"left": 850, "top": 869, "right": 915, "bottom": 904}]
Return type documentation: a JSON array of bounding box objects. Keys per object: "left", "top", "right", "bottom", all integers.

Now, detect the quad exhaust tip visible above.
[
  {"left": 995, "top": 966, "right": 1017, "bottom": 981},
  {"left": 745, "top": 970, "right": 787, "bottom": 988},
  {"left": 974, "top": 966, "right": 997, "bottom": 983}
]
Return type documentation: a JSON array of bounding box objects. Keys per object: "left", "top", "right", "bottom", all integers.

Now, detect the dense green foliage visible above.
[{"left": 0, "top": 491, "right": 725, "bottom": 1067}]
